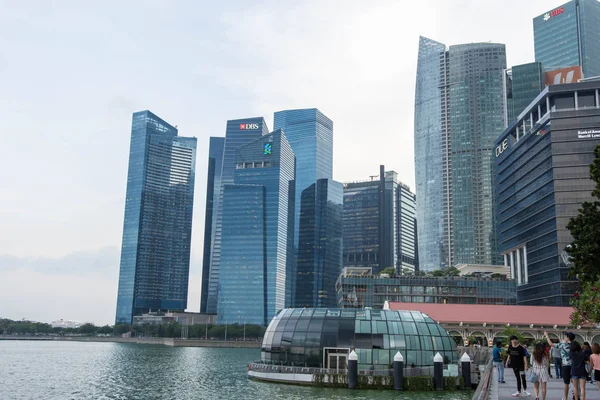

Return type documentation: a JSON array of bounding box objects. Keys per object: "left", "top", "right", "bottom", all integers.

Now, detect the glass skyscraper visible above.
[
  {"left": 216, "top": 130, "right": 295, "bottom": 325},
  {"left": 115, "top": 111, "right": 197, "bottom": 324},
  {"left": 414, "top": 37, "right": 452, "bottom": 271},
  {"left": 414, "top": 37, "right": 506, "bottom": 270},
  {"left": 342, "top": 167, "right": 418, "bottom": 275},
  {"left": 534, "top": 0, "right": 600, "bottom": 78},
  {"left": 200, "top": 137, "right": 225, "bottom": 314},
  {"left": 295, "top": 178, "right": 343, "bottom": 308},
  {"left": 273, "top": 108, "right": 338, "bottom": 307},
  {"left": 505, "top": 62, "right": 545, "bottom": 125},
  {"left": 204, "top": 118, "right": 270, "bottom": 315}
]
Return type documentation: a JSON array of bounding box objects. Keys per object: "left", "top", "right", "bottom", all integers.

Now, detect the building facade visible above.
[
  {"left": 342, "top": 167, "right": 418, "bottom": 275},
  {"left": 336, "top": 268, "right": 517, "bottom": 310},
  {"left": 115, "top": 111, "right": 197, "bottom": 324},
  {"left": 200, "top": 137, "right": 225, "bottom": 314},
  {"left": 534, "top": 0, "right": 600, "bottom": 78},
  {"left": 274, "top": 108, "right": 337, "bottom": 307},
  {"left": 217, "top": 130, "right": 295, "bottom": 325},
  {"left": 204, "top": 118, "right": 270, "bottom": 315},
  {"left": 295, "top": 179, "right": 343, "bottom": 308},
  {"left": 505, "top": 62, "right": 545, "bottom": 125},
  {"left": 495, "top": 81, "right": 600, "bottom": 306},
  {"left": 414, "top": 37, "right": 506, "bottom": 270}
]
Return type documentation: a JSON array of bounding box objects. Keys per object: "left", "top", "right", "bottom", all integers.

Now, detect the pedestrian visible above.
[
  {"left": 571, "top": 341, "right": 588, "bottom": 400},
  {"left": 590, "top": 343, "right": 600, "bottom": 389},
  {"left": 544, "top": 343, "right": 552, "bottom": 378},
  {"left": 493, "top": 341, "right": 506, "bottom": 383},
  {"left": 544, "top": 331, "right": 573, "bottom": 400},
  {"left": 583, "top": 342, "right": 592, "bottom": 383},
  {"left": 551, "top": 341, "right": 563, "bottom": 379},
  {"left": 531, "top": 342, "right": 549, "bottom": 400},
  {"left": 506, "top": 335, "right": 530, "bottom": 397}
]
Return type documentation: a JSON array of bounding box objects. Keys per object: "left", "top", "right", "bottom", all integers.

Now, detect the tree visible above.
[
  {"left": 498, "top": 325, "right": 523, "bottom": 344},
  {"left": 567, "top": 144, "right": 600, "bottom": 324},
  {"left": 78, "top": 323, "right": 98, "bottom": 335},
  {"left": 379, "top": 267, "right": 396, "bottom": 277}
]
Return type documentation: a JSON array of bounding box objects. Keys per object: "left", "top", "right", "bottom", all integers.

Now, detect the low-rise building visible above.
[
  {"left": 132, "top": 312, "right": 216, "bottom": 326},
  {"left": 336, "top": 267, "right": 516, "bottom": 309}
]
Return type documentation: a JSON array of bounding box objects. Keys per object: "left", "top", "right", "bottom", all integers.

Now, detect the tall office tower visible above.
[
  {"left": 495, "top": 81, "right": 600, "bottom": 305},
  {"left": 273, "top": 108, "right": 335, "bottom": 307},
  {"left": 504, "top": 62, "right": 545, "bottom": 125},
  {"left": 216, "top": 130, "right": 295, "bottom": 325},
  {"left": 414, "top": 37, "right": 452, "bottom": 272},
  {"left": 204, "top": 118, "right": 270, "bottom": 315},
  {"left": 200, "top": 137, "right": 225, "bottom": 314},
  {"left": 342, "top": 166, "right": 418, "bottom": 275},
  {"left": 534, "top": 0, "right": 600, "bottom": 78},
  {"left": 295, "top": 179, "right": 343, "bottom": 308},
  {"left": 414, "top": 37, "right": 506, "bottom": 270},
  {"left": 115, "top": 111, "right": 197, "bottom": 324}
]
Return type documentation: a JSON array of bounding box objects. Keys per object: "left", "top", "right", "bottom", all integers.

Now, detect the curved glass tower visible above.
[
  {"left": 414, "top": 37, "right": 451, "bottom": 271},
  {"left": 115, "top": 111, "right": 197, "bottom": 324}
]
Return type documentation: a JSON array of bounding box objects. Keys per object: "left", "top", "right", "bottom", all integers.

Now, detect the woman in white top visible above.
[{"left": 531, "top": 342, "right": 550, "bottom": 400}]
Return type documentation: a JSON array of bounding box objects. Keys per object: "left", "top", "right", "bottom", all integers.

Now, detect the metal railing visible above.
[
  {"left": 250, "top": 361, "right": 438, "bottom": 378},
  {"left": 471, "top": 357, "right": 493, "bottom": 400}
]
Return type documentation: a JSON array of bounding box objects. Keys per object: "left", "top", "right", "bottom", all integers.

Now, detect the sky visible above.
[{"left": 0, "top": 0, "right": 560, "bottom": 326}]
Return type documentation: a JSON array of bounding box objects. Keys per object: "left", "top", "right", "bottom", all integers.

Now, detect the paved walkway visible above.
[{"left": 490, "top": 366, "right": 599, "bottom": 400}]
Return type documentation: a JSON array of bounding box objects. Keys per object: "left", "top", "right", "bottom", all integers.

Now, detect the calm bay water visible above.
[{"left": 0, "top": 341, "right": 472, "bottom": 400}]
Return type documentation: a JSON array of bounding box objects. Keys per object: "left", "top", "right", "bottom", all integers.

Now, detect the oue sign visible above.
[{"left": 495, "top": 139, "right": 508, "bottom": 157}]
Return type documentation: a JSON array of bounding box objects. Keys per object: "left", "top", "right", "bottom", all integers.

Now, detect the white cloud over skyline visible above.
[{"left": 0, "top": 0, "right": 558, "bottom": 325}]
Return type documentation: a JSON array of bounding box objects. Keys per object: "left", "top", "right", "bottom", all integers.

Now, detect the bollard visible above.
[
  {"left": 434, "top": 352, "right": 444, "bottom": 391},
  {"left": 460, "top": 352, "right": 472, "bottom": 389},
  {"left": 393, "top": 351, "right": 404, "bottom": 390},
  {"left": 348, "top": 350, "right": 358, "bottom": 389}
]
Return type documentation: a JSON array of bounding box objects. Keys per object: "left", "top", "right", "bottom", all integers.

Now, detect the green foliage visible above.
[
  {"left": 566, "top": 145, "right": 600, "bottom": 324},
  {"left": 404, "top": 376, "right": 434, "bottom": 391},
  {"left": 498, "top": 325, "right": 523, "bottom": 343},
  {"left": 379, "top": 267, "right": 396, "bottom": 277},
  {"left": 570, "top": 278, "right": 600, "bottom": 326},
  {"left": 430, "top": 267, "right": 461, "bottom": 277}
]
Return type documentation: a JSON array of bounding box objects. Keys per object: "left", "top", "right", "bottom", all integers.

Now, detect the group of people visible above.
[{"left": 491, "top": 331, "right": 600, "bottom": 400}]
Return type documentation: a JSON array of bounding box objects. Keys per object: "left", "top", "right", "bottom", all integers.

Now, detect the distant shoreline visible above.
[{"left": 0, "top": 335, "right": 261, "bottom": 348}]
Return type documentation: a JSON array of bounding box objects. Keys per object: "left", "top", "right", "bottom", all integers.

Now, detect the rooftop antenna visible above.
[{"left": 369, "top": 175, "right": 379, "bottom": 181}]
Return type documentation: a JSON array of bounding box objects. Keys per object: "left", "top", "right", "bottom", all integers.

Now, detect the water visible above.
[{"left": 0, "top": 341, "right": 472, "bottom": 400}]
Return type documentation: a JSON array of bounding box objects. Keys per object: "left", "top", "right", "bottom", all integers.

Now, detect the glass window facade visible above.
[
  {"left": 495, "top": 81, "right": 600, "bottom": 305},
  {"left": 217, "top": 131, "right": 295, "bottom": 325},
  {"left": 449, "top": 43, "right": 506, "bottom": 266},
  {"left": 336, "top": 271, "right": 516, "bottom": 309},
  {"left": 295, "top": 179, "right": 343, "bottom": 308},
  {"left": 116, "top": 111, "right": 197, "bottom": 324},
  {"left": 274, "top": 109, "right": 338, "bottom": 308},
  {"left": 206, "top": 118, "right": 270, "bottom": 315},
  {"left": 200, "top": 137, "right": 225, "bottom": 314},
  {"left": 342, "top": 169, "right": 417, "bottom": 275},
  {"left": 261, "top": 308, "right": 457, "bottom": 369},
  {"left": 506, "top": 62, "right": 544, "bottom": 124},
  {"left": 414, "top": 36, "right": 452, "bottom": 271},
  {"left": 534, "top": 0, "right": 600, "bottom": 78}
]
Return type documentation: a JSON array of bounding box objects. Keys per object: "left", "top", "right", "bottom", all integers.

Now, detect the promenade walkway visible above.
[{"left": 490, "top": 366, "right": 599, "bottom": 400}]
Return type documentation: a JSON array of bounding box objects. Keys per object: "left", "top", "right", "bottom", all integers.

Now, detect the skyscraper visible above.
[
  {"left": 216, "top": 130, "right": 295, "bottom": 325},
  {"left": 534, "top": 0, "right": 600, "bottom": 78},
  {"left": 342, "top": 167, "right": 418, "bottom": 275},
  {"left": 200, "top": 137, "right": 225, "bottom": 314},
  {"left": 295, "top": 179, "right": 343, "bottom": 308},
  {"left": 204, "top": 118, "right": 269, "bottom": 315},
  {"left": 115, "top": 111, "right": 197, "bottom": 324},
  {"left": 414, "top": 37, "right": 506, "bottom": 270},
  {"left": 504, "top": 62, "right": 545, "bottom": 124},
  {"left": 273, "top": 108, "right": 339, "bottom": 307}
]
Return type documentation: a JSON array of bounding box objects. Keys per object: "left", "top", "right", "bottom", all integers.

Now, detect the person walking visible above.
[
  {"left": 590, "top": 343, "right": 600, "bottom": 390},
  {"left": 571, "top": 341, "right": 588, "bottom": 400},
  {"left": 552, "top": 343, "right": 563, "bottom": 379},
  {"left": 493, "top": 341, "right": 506, "bottom": 383},
  {"left": 545, "top": 331, "right": 573, "bottom": 400},
  {"left": 506, "top": 335, "right": 530, "bottom": 397},
  {"left": 531, "top": 342, "right": 550, "bottom": 400},
  {"left": 583, "top": 342, "right": 592, "bottom": 383}
]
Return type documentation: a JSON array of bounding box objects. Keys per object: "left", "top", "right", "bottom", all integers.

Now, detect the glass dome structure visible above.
[{"left": 261, "top": 308, "right": 457, "bottom": 370}]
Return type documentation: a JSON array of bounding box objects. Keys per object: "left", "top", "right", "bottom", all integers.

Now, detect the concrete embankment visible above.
[{"left": 0, "top": 336, "right": 261, "bottom": 348}]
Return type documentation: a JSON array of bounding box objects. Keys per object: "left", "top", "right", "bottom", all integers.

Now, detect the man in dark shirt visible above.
[{"left": 505, "top": 335, "right": 529, "bottom": 397}]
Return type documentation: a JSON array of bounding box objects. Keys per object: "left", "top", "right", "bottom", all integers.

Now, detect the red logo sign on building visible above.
[{"left": 240, "top": 123, "right": 246, "bottom": 129}]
